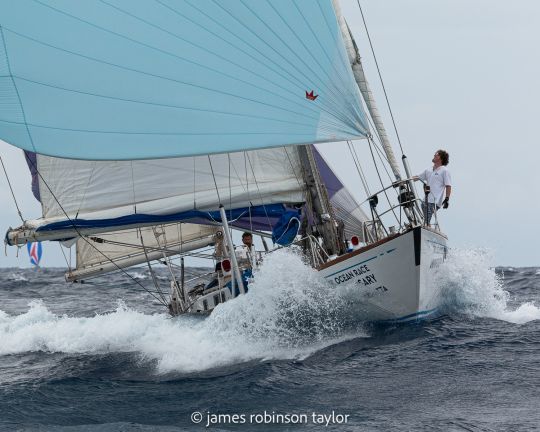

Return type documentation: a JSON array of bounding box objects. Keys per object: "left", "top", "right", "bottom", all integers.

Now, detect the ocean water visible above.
[{"left": 0, "top": 250, "right": 539, "bottom": 431}]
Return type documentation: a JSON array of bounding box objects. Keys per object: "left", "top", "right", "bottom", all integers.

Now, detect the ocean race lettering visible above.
[{"left": 333, "top": 264, "right": 378, "bottom": 286}]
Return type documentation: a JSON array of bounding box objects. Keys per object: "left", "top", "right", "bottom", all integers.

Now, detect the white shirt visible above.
[{"left": 418, "top": 166, "right": 452, "bottom": 206}]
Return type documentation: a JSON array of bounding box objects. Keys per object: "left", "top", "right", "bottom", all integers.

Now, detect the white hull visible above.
[{"left": 319, "top": 227, "right": 448, "bottom": 323}]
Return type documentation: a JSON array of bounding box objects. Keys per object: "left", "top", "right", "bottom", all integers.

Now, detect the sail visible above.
[
  {"left": 67, "top": 223, "right": 218, "bottom": 281},
  {"left": 313, "top": 146, "right": 369, "bottom": 240},
  {"left": 0, "top": 1, "right": 368, "bottom": 160},
  {"left": 5, "top": 147, "right": 305, "bottom": 245},
  {"left": 26, "top": 241, "right": 42, "bottom": 266}
]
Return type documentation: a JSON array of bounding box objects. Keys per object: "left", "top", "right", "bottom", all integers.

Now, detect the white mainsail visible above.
[
  {"left": 6, "top": 147, "right": 305, "bottom": 244},
  {"left": 67, "top": 223, "right": 219, "bottom": 281}
]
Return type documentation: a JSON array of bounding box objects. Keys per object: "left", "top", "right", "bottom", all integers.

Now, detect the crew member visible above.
[{"left": 414, "top": 149, "right": 452, "bottom": 225}]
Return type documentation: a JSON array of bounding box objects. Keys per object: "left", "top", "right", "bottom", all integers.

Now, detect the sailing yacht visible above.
[{"left": 1, "top": 1, "right": 448, "bottom": 322}]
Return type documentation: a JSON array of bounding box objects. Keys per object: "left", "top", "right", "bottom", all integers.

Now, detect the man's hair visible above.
[
  {"left": 437, "top": 149, "right": 449, "bottom": 166},
  {"left": 242, "top": 232, "right": 252, "bottom": 238}
]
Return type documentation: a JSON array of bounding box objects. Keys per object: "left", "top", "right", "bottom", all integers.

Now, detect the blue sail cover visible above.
[{"left": 0, "top": 0, "right": 368, "bottom": 160}]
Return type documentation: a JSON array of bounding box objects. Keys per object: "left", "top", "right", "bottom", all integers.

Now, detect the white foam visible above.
[
  {"left": 8, "top": 272, "right": 28, "bottom": 282},
  {"left": 435, "top": 248, "right": 540, "bottom": 324},
  {"left": 0, "top": 250, "right": 365, "bottom": 373}
]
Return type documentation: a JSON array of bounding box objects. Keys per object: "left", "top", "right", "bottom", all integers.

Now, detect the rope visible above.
[
  {"left": 368, "top": 138, "right": 401, "bottom": 226},
  {"left": 22, "top": 155, "right": 167, "bottom": 306},
  {"left": 356, "top": 0, "right": 405, "bottom": 155},
  {"left": 0, "top": 156, "right": 24, "bottom": 223},
  {"left": 207, "top": 155, "right": 222, "bottom": 204}
]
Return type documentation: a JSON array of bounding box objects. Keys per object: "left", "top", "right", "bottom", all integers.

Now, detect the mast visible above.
[
  {"left": 333, "top": 0, "right": 402, "bottom": 181},
  {"left": 297, "top": 145, "right": 342, "bottom": 257}
]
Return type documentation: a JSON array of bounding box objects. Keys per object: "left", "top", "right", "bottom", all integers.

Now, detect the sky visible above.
[{"left": 1, "top": 0, "right": 539, "bottom": 268}]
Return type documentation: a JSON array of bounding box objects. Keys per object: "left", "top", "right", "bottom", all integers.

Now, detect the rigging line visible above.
[
  {"left": 75, "top": 161, "right": 96, "bottom": 218},
  {"left": 152, "top": 225, "right": 179, "bottom": 293},
  {"left": 130, "top": 161, "right": 137, "bottom": 214},
  {"left": 139, "top": 228, "right": 168, "bottom": 304},
  {"left": 193, "top": 157, "right": 196, "bottom": 209},
  {"left": 3, "top": 22, "right": 163, "bottom": 305},
  {"left": 0, "top": 156, "right": 24, "bottom": 223},
  {"left": 243, "top": 151, "right": 254, "bottom": 233},
  {"left": 0, "top": 25, "right": 37, "bottom": 155},
  {"left": 22, "top": 156, "right": 167, "bottom": 306},
  {"left": 371, "top": 139, "right": 398, "bottom": 193},
  {"left": 283, "top": 147, "right": 303, "bottom": 189},
  {"left": 363, "top": 125, "right": 396, "bottom": 185},
  {"left": 365, "top": 113, "right": 386, "bottom": 161},
  {"left": 363, "top": 114, "right": 397, "bottom": 187},
  {"left": 58, "top": 243, "right": 71, "bottom": 270},
  {"left": 367, "top": 137, "right": 401, "bottom": 226},
  {"left": 207, "top": 155, "right": 222, "bottom": 204},
  {"left": 246, "top": 153, "right": 274, "bottom": 233},
  {"left": 347, "top": 141, "right": 370, "bottom": 197},
  {"left": 349, "top": 143, "right": 370, "bottom": 195},
  {"left": 228, "top": 153, "right": 233, "bottom": 223},
  {"left": 355, "top": 0, "right": 405, "bottom": 155}
]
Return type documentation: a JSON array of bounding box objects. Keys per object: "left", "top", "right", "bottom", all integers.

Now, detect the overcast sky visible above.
[{"left": 1, "top": 0, "right": 539, "bottom": 268}]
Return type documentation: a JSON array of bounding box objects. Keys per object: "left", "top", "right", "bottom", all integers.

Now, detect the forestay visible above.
[{"left": 0, "top": 0, "right": 368, "bottom": 160}]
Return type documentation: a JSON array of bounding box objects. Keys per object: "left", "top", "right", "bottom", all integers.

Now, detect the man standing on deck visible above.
[
  {"left": 235, "top": 232, "right": 255, "bottom": 268},
  {"left": 414, "top": 150, "right": 452, "bottom": 225}
]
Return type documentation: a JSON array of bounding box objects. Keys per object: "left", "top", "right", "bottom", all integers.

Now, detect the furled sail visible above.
[
  {"left": 0, "top": 1, "right": 368, "bottom": 160},
  {"left": 5, "top": 147, "right": 304, "bottom": 245},
  {"left": 66, "top": 223, "right": 219, "bottom": 281}
]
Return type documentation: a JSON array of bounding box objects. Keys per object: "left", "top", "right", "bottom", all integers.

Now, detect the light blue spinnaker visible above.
[{"left": 0, "top": 0, "right": 368, "bottom": 160}]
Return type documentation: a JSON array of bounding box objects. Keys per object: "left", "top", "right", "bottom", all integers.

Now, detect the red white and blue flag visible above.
[{"left": 27, "top": 242, "right": 42, "bottom": 267}]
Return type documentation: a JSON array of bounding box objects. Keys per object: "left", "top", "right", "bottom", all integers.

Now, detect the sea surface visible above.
[{"left": 0, "top": 249, "right": 539, "bottom": 431}]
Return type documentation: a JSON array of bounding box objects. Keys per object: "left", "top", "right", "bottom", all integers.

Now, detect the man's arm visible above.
[{"left": 442, "top": 185, "right": 452, "bottom": 209}]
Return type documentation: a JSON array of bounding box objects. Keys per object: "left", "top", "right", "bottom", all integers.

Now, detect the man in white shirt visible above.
[
  {"left": 414, "top": 150, "right": 452, "bottom": 225},
  {"left": 235, "top": 232, "right": 255, "bottom": 268}
]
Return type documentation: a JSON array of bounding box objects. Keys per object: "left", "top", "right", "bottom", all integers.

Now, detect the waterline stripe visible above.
[{"left": 381, "top": 307, "right": 440, "bottom": 323}]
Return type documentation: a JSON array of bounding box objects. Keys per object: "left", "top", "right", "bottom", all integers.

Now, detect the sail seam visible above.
[
  {"left": 1, "top": 26, "right": 320, "bottom": 123},
  {"left": 242, "top": 0, "right": 354, "bottom": 127},
  {"left": 31, "top": 0, "right": 328, "bottom": 122},
  {"left": 98, "top": 0, "right": 324, "bottom": 118},
  {"left": 11, "top": 75, "right": 317, "bottom": 127},
  {"left": 0, "top": 25, "right": 37, "bottom": 153}
]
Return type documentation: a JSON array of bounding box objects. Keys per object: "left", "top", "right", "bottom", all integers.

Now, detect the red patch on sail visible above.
[{"left": 305, "top": 90, "right": 318, "bottom": 101}]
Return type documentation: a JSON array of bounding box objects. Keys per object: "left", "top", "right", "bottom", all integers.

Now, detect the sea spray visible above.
[
  {"left": 0, "top": 250, "right": 367, "bottom": 373},
  {"left": 436, "top": 248, "right": 540, "bottom": 324}
]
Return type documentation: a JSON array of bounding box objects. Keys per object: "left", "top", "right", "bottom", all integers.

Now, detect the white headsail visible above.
[
  {"left": 67, "top": 223, "right": 219, "bottom": 281},
  {"left": 6, "top": 148, "right": 305, "bottom": 244}
]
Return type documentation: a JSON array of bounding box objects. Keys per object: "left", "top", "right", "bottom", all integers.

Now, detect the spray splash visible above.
[
  {"left": 0, "top": 250, "right": 366, "bottom": 373},
  {"left": 436, "top": 248, "right": 540, "bottom": 324}
]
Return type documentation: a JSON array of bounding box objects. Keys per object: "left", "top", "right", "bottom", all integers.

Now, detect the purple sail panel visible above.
[
  {"left": 23, "top": 151, "right": 40, "bottom": 202},
  {"left": 312, "top": 146, "right": 342, "bottom": 199}
]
